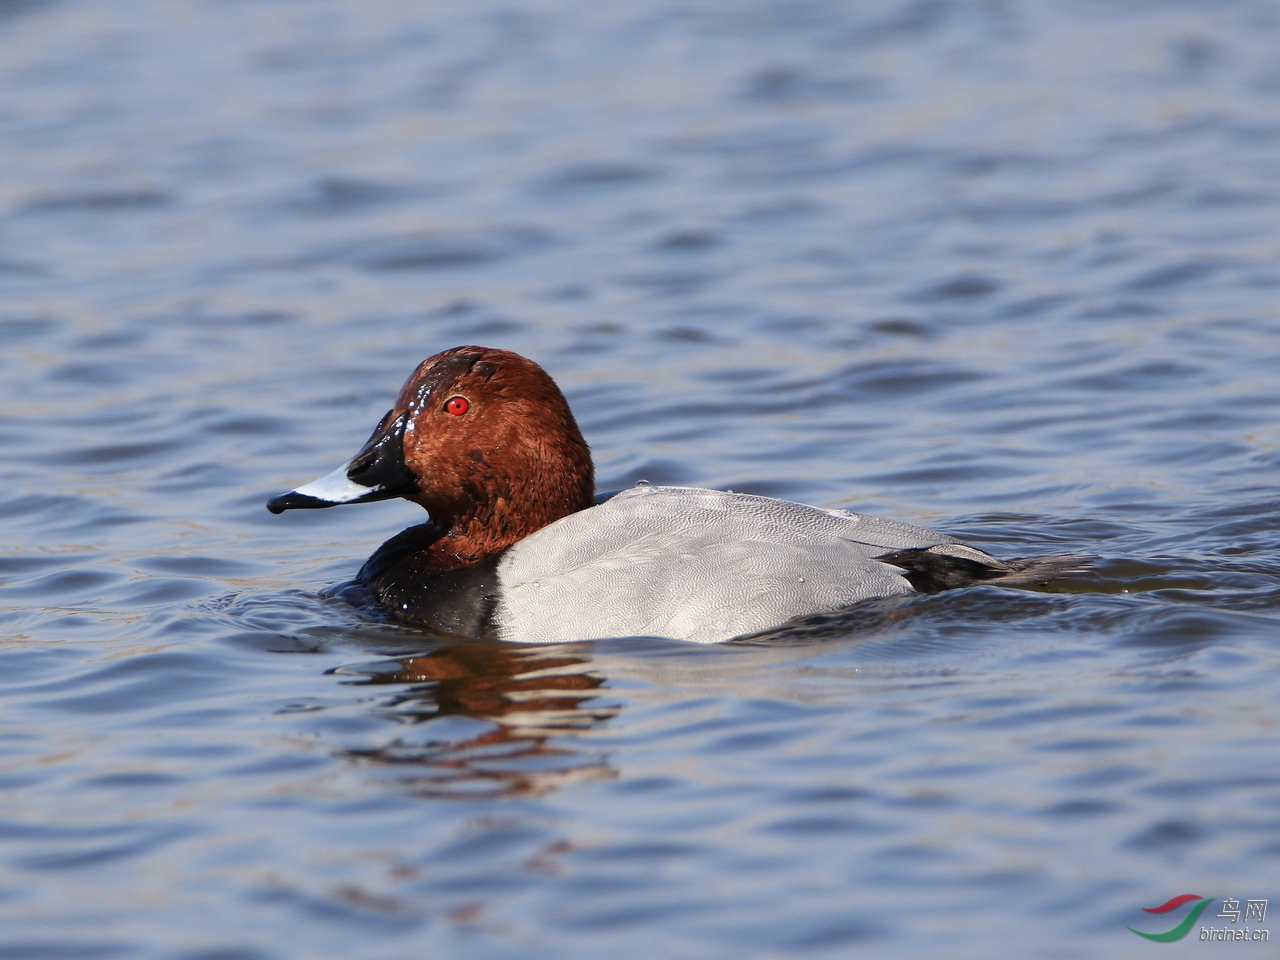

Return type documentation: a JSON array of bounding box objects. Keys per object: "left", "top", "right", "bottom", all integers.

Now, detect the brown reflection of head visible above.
[{"left": 349, "top": 643, "right": 617, "bottom": 799}]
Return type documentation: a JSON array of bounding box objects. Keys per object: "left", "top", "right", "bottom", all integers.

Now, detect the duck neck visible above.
[{"left": 420, "top": 483, "right": 594, "bottom": 571}]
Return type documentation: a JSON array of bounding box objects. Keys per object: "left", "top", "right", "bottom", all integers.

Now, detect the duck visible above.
[{"left": 267, "top": 345, "right": 1081, "bottom": 643}]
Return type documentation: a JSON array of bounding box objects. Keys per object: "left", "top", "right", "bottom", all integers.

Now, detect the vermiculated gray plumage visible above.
[{"left": 491, "top": 485, "right": 1083, "bottom": 643}]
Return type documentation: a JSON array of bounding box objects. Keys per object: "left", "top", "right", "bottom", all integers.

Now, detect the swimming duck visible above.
[{"left": 268, "top": 346, "right": 1079, "bottom": 643}]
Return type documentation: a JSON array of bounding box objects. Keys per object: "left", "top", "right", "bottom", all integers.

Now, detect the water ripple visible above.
[{"left": 2, "top": 0, "right": 1280, "bottom": 956}]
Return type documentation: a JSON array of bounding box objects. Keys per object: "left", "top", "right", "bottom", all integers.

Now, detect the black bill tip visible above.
[{"left": 266, "top": 491, "right": 338, "bottom": 514}]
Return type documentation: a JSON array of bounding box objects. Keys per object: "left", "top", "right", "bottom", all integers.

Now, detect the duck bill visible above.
[
  {"left": 266, "top": 409, "right": 417, "bottom": 514},
  {"left": 266, "top": 461, "right": 394, "bottom": 512}
]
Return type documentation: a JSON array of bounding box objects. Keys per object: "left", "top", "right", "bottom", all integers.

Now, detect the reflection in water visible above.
[{"left": 331, "top": 643, "right": 618, "bottom": 799}]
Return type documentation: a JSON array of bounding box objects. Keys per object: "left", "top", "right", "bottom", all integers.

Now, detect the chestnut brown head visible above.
[{"left": 268, "top": 347, "right": 596, "bottom": 561}]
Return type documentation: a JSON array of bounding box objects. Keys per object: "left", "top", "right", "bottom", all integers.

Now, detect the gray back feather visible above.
[{"left": 494, "top": 485, "right": 973, "bottom": 643}]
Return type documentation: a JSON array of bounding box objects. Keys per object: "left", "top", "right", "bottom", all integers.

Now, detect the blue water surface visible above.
[{"left": 2, "top": 1, "right": 1279, "bottom": 957}]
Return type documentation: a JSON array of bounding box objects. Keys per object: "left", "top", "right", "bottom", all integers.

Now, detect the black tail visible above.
[{"left": 877, "top": 547, "right": 1089, "bottom": 595}]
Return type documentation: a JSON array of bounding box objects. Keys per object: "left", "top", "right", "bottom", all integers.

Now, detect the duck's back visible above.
[{"left": 491, "top": 485, "right": 993, "bottom": 643}]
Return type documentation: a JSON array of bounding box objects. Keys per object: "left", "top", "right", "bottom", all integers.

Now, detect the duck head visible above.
[{"left": 268, "top": 346, "right": 595, "bottom": 563}]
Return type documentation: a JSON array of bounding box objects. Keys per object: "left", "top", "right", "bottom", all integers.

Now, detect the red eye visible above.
[{"left": 445, "top": 396, "right": 469, "bottom": 416}]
